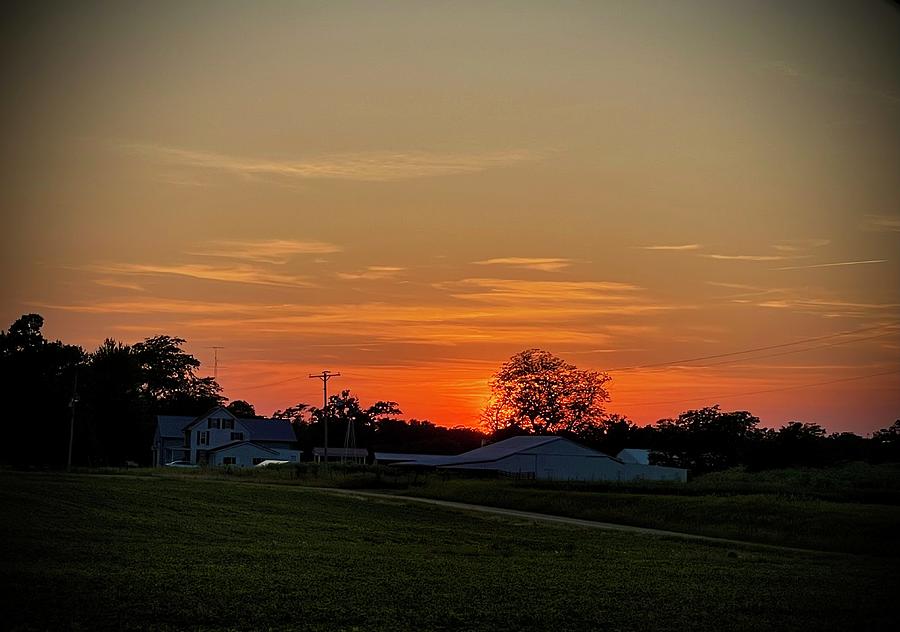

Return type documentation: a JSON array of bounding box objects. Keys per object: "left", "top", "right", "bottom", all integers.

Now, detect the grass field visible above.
[
  {"left": 0, "top": 472, "right": 896, "bottom": 631},
  {"left": 113, "top": 462, "right": 900, "bottom": 556},
  {"left": 391, "top": 478, "right": 900, "bottom": 556}
]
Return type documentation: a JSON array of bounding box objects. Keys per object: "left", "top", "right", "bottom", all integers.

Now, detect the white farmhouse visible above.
[{"left": 151, "top": 406, "right": 301, "bottom": 467}]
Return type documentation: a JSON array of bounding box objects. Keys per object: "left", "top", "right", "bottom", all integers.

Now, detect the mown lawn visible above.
[{"left": 0, "top": 472, "right": 895, "bottom": 631}]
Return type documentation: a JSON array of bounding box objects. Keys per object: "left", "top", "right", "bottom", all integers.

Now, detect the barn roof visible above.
[
  {"left": 395, "top": 435, "right": 615, "bottom": 468},
  {"left": 445, "top": 435, "right": 563, "bottom": 464}
]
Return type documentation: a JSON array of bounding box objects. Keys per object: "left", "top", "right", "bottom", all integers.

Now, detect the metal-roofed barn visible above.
[{"left": 396, "top": 436, "right": 686, "bottom": 482}]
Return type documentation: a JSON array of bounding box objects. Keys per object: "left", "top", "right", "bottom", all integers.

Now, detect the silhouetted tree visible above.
[
  {"left": 576, "top": 414, "right": 637, "bottom": 455},
  {"left": 372, "top": 418, "right": 486, "bottom": 454},
  {"left": 872, "top": 420, "right": 900, "bottom": 462},
  {"left": 772, "top": 422, "right": 828, "bottom": 467},
  {"left": 226, "top": 400, "right": 258, "bottom": 418},
  {"left": 0, "top": 314, "right": 85, "bottom": 466},
  {"left": 272, "top": 403, "right": 314, "bottom": 424},
  {"left": 78, "top": 339, "right": 146, "bottom": 465},
  {"left": 481, "top": 349, "right": 611, "bottom": 435},
  {"left": 132, "top": 336, "right": 223, "bottom": 414},
  {"left": 651, "top": 405, "right": 761, "bottom": 472}
]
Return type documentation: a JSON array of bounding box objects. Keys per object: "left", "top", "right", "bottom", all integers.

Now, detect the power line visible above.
[
  {"left": 600, "top": 322, "right": 897, "bottom": 373},
  {"left": 240, "top": 374, "right": 307, "bottom": 390},
  {"left": 640, "top": 329, "right": 897, "bottom": 371},
  {"left": 615, "top": 368, "right": 900, "bottom": 408}
]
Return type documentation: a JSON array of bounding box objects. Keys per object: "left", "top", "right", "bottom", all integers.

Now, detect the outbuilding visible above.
[{"left": 396, "top": 436, "right": 686, "bottom": 482}]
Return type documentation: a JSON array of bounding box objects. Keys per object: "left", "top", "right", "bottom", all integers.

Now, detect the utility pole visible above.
[
  {"left": 67, "top": 370, "right": 79, "bottom": 471},
  {"left": 309, "top": 370, "right": 339, "bottom": 464},
  {"left": 207, "top": 346, "right": 225, "bottom": 380}
]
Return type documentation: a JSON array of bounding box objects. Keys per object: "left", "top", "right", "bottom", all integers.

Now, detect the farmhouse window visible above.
[
  {"left": 222, "top": 457, "right": 236, "bottom": 465},
  {"left": 231, "top": 432, "right": 244, "bottom": 441},
  {"left": 223, "top": 419, "right": 235, "bottom": 430}
]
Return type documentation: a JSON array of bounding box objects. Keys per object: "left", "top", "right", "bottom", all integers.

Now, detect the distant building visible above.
[
  {"left": 374, "top": 452, "right": 451, "bottom": 466},
  {"left": 393, "top": 436, "right": 687, "bottom": 482},
  {"left": 312, "top": 447, "right": 368, "bottom": 464},
  {"left": 151, "top": 406, "right": 301, "bottom": 467},
  {"left": 616, "top": 448, "right": 651, "bottom": 464}
]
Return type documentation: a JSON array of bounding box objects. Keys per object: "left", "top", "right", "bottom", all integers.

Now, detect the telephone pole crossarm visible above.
[{"left": 308, "top": 370, "right": 340, "bottom": 465}]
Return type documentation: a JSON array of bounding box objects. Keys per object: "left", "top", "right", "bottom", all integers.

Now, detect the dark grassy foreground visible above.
[
  {"left": 130, "top": 462, "right": 900, "bottom": 556},
  {"left": 0, "top": 472, "right": 896, "bottom": 631},
  {"left": 392, "top": 478, "right": 900, "bottom": 556}
]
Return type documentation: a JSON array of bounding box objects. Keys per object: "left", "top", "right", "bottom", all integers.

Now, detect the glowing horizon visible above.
[{"left": 2, "top": 1, "right": 899, "bottom": 434}]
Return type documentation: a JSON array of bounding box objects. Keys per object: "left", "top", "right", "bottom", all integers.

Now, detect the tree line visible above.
[
  {"left": 0, "top": 314, "right": 482, "bottom": 467},
  {"left": 481, "top": 348, "right": 900, "bottom": 472},
  {"left": 1, "top": 315, "right": 897, "bottom": 470}
]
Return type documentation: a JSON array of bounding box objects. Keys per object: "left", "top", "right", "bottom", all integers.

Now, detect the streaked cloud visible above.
[
  {"left": 88, "top": 262, "right": 314, "bottom": 287},
  {"left": 861, "top": 214, "right": 900, "bottom": 233},
  {"left": 640, "top": 244, "right": 701, "bottom": 251},
  {"left": 438, "top": 278, "right": 643, "bottom": 303},
  {"left": 701, "top": 254, "right": 794, "bottom": 262},
  {"left": 772, "top": 238, "right": 831, "bottom": 252},
  {"left": 706, "top": 281, "right": 787, "bottom": 299},
  {"left": 93, "top": 278, "right": 145, "bottom": 292},
  {"left": 774, "top": 260, "right": 888, "bottom": 271},
  {"left": 472, "top": 257, "right": 573, "bottom": 272},
  {"left": 757, "top": 298, "right": 899, "bottom": 311},
  {"left": 36, "top": 298, "right": 259, "bottom": 315},
  {"left": 337, "top": 266, "right": 406, "bottom": 281},
  {"left": 125, "top": 143, "right": 537, "bottom": 182},
  {"left": 188, "top": 239, "right": 341, "bottom": 264}
]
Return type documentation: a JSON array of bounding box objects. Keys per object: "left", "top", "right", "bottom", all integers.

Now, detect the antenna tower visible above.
[{"left": 207, "top": 346, "right": 225, "bottom": 380}]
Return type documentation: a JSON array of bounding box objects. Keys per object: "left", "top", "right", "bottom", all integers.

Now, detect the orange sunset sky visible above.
[{"left": 2, "top": 1, "right": 899, "bottom": 434}]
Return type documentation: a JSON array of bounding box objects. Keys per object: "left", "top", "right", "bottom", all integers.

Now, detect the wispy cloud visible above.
[
  {"left": 337, "top": 266, "right": 406, "bottom": 281},
  {"left": 861, "top": 214, "right": 900, "bottom": 233},
  {"left": 706, "top": 281, "right": 763, "bottom": 291},
  {"left": 774, "top": 260, "right": 888, "bottom": 271},
  {"left": 188, "top": 239, "right": 341, "bottom": 264},
  {"left": 433, "top": 278, "right": 686, "bottom": 315},
  {"left": 772, "top": 238, "right": 830, "bottom": 252},
  {"left": 438, "top": 278, "right": 643, "bottom": 304},
  {"left": 706, "top": 281, "right": 787, "bottom": 299},
  {"left": 640, "top": 244, "right": 701, "bottom": 251},
  {"left": 36, "top": 298, "right": 261, "bottom": 315},
  {"left": 89, "top": 262, "right": 314, "bottom": 287},
  {"left": 701, "top": 254, "right": 795, "bottom": 262},
  {"left": 93, "top": 278, "right": 145, "bottom": 292},
  {"left": 757, "top": 298, "right": 899, "bottom": 311},
  {"left": 472, "top": 257, "right": 573, "bottom": 272},
  {"left": 125, "top": 143, "right": 537, "bottom": 183}
]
